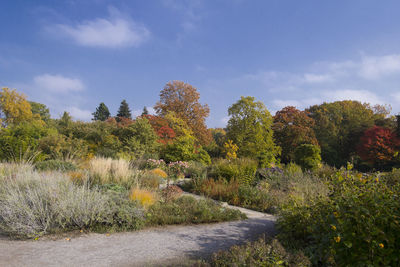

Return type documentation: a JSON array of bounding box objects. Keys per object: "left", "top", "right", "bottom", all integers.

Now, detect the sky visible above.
[{"left": 1, "top": 0, "right": 400, "bottom": 127}]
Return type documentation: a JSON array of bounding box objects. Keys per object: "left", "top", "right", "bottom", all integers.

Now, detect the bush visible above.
[
  {"left": 129, "top": 188, "right": 158, "bottom": 208},
  {"left": 278, "top": 170, "right": 400, "bottom": 266},
  {"left": 149, "top": 168, "right": 168, "bottom": 178},
  {"left": 146, "top": 196, "right": 245, "bottom": 226},
  {"left": 0, "top": 168, "right": 145, "bottom": 238},
  {"left": 209, "top": 158, "right": 258, "bottom": 185},
  {"left": 186, "top": 161, "right": 208, "bottom": 179},
  {"left": 35, "top": 160, "right": 77, "bottom": 172},
  {"left": 208, "top": 237, "right": 310, "bottom": 267},
  {"left": 294, "top": 144, "right": 321, "bottom": 171}
]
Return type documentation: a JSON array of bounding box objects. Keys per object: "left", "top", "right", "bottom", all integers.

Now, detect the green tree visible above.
[
  {"left": 29, "top": 101, "right": 51, "bottom": 122},
  {"left": 142, "top": 106, "right": 149, "bottom": 115},
  {"left": 273, "top": 106, "right": 318, "bottom": 163},
  {"left": 307, "top": 101, "right": 387, "bottom": 167},
  {"left": 226, "top": 96, "right": 280, "bottom": 167},
  {"left": 117, "top": 100, "right": 132, "bottom": 120},
  {"left": 294, "top": 144, "right": 321, "bottom": 171},
  {"left": 92, "top": 102, "right": 111, "bottom": 121}
]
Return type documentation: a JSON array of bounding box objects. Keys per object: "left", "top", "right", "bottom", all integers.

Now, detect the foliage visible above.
[
  {"left": 294, "top": 144, "right": 321, "bottom": 171},
  {"left": 0, "top": 169, "right": 145, "bottom": 238},
  {"left": 144, "top": 158, "right": 166, "bottom": 170},
  {"left": 141, "top": 114, "right": 176, "bottom": 144},
  {"left": 116, "top": 117, "right": 159, "bottom": 159},
  {"left": 357, "top": 125, "right": 400, "bottom": 170},
  {"left": 273, "top": 106, "right": 318, "bottom": 163},
  {"left": 129, "top": 188, "right": 157, "bottom": 208},
  {"left": 34, "top": 160, "right": 77, "bottom": 172},
  {"left": 116, "top": 99, "right": 132, "bottom": 120},
  {"left": 278, "top": 170, "right": 400, "bottom": 266},
  {"left": 146, "top": 195, "right": 245, "bottom": 226},
  {"left": 208, "top": 237, "right": 310, "bottom": 267},
  {"left": 155, "top": 80, "right": 211, "bottom": 145},
  {"left": 186, "top": 161, "right": 208, "bottom": 179},
  {"left": 161, "top": 185, "right": 183, "bottom": 202},
  {"left": 226, "top": 96, "right": 280, "bottom": 167},
  {"left": 29, "top": 101, "right": 51, "bottom": 122},
  {"left": 92, "top": 102, "right": 111, "bottom": 121},
  {"left": 307, "top": 100, "right": 388, "bottom": 167},
  {"left": 0, "top": 120, "right": 50, "bottom": 162},
  {"left": 209, "top": 158, "right": 258, "bottom": 185},
  {"left": 149, "top": 168, "right": 168, "bottom": 178},
  {"left": 0, "top": 87, "right": 33, "bottom": 127},
  {"left": 223, "top": 139, "right": 238, "bottom": 161}
]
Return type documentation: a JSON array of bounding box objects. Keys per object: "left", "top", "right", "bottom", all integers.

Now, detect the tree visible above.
[
  {"left": 29, "top": 101, "right": 51, "bottom": 122},
  {"left": 226, "top": 96, "right": 280, "bottom": 167},
  {"left": 92, "top": 102, "right": 110, "bottom": 121},
  {"left": 357, "top": 126, "right": 400, "bottom": 169},
  {"left": 141, "top": 114, "right": 176, "bottom": 144},
  {"left": 117, "top": 100, "right": 132, "bottom": 120},
  {"left": 307, "top": 100, "right": 385, "bottom": 167},
  {"left": 273, "top": 106, "right": 318, "bottom": 163},
  {"left": 0, "top": 88, "right": 33, "bottom": 127},
  {"left": 154, "top": 81, "right": 211, "bottom": 145},
  {"left": 142, "top": 106, "right": 149, "bottom": 115},
  {"left": 294, "top": 144, "right": 321, "bottom": 171}
]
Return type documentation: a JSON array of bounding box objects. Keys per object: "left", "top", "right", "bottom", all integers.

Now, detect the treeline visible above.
[{"left": 0, "top": 81, "right": 398, "bottom": 171}]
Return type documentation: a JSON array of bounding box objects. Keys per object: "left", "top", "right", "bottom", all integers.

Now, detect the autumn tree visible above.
[
  {"left": 154, "top": 81, "right": 211, "bottom": 145},
  {"left": 117, "top": 99, "right": 132, "bottom": 120},
  {"left": 307, "top": 100, "right": 386, "bottom": 167},
  {"left": 226, "top": 96, "right": 280, "bottom": 167},
  {"left": 357, "top": 126, "right": 400, "bottom": 169},
  {"left": 0, "top": 88, "right": 33, "bottom": 127},
  {"left": 141, "top": 114, "right": 176, "bottom": 144},
  {"left": 273, "top": 106, "right": 318, "bottom": 163},
  {"left": 92, "top": 102, "right": 111, "bottom": 121}
]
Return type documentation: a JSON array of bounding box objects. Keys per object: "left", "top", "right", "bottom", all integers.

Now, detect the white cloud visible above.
[
  {"left": 359, "top": 55, "right": 400, "bottom": 80},
  {"left": 48, "top": 7, "right": 150, "bottom": 48},
  {"left": 67, "top": 106, "right": 92, "bottom": 121},
  {"left": 323, "top": 89, "right": 383, "bottom": 105},
  {"left": 33, "top": 74, "right": 84, "bottom": 93},
  {"left": 303, "top": 73, "right": 333, "bottom": 83}
]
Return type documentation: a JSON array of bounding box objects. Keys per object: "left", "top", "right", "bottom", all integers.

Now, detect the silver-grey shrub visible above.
[{"left": 0, "top": 166, "right": 142, "bottom": 238}]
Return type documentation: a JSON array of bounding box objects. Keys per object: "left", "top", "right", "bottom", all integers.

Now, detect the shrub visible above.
[
  {"left": 144, "top": 158, "right": 166, "bottom": 170},
  {"left": 161, "top": 185, "right": 183, "bottom": 202},
  {"left": 0, "top": 168, "right": 146, "bottom": 238},
  {"left": 150, "top": 168, "right": 168, "bottom": 178},
  {"left": 186, "top": 161, "right": 208, "bottom": 179},
  {"left": 278, "top": 170, "right": 400, "bottom": 266},
  {"left": 146, "top": 196, "right": 245, "bottom": 226},
  {"left": 138, "top": 173, "right": 162, "bottom": 189},
  {"left": 209, "top": 237, "right": 310, "bottom": 267},
  {"left": 209, "top": 158, "right": 258, "bottom": 185},
  {"left": 34, "top": 160, "right": 77, "bottom": 172},
  {"left": 294, "top": 144, "right": 321, "bottom": 171},
  {"left": 129, "top": 188, "right": 157, "bottom": 208}
]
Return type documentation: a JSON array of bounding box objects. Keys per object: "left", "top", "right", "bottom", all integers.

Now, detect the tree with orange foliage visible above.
[
  {"left": 154, "top": 81, "right": 211, "bottom": 145},
  {"left": 357, "top": 125, "right": 400, "bottom": 169},
  {"left": 141, "top": 114, "right": 176, "bottom": 144},
  {"left": 273, "top": 106, "right": 318, "bottom": 163},
  {"left": 0, "top": 88, "right": 33, "bottom": 127}
]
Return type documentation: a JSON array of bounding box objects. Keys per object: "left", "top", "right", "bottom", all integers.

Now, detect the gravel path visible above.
[{"left": 0, "top": 195, "right": 276, "bottom": 267}]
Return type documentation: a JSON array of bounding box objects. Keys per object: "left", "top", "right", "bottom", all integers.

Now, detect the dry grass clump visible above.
[
  {"left": 129, "top": 188, "right": 158, "bottom": 208},
  {"left": 88, "top": 157, "right": 142, "bottom": 188}
]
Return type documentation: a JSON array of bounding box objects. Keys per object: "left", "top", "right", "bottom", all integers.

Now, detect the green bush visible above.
[
  {"left": 208, "top": 237, "right": 310, "bottom": 267},
  {"left": 209, "top": 158, "right": 258, "bottom": 185},
  {"left": 146, "top": 195, "right": 245, "bottom": 226},
  {"left": 35, "top": 160, "right": 77, "bottom": 172},
  {"left": 294, "top": 144, "right": 321, "bottom": 171},
  {"left": 278, "top": 170, "right": 400, "bottom": 266},
  {"left": 186, "top": 161, "right": 208, "bottom": 179}
]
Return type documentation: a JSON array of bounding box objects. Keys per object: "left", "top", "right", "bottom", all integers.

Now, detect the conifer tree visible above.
[
  {"left": 92, "top": 102, "right": 111, "bottom": 121},
  {"left": 117, "top": 99, "right": 132, "bottom": 119},
  {"left": 142, "top": 106, "right": 149, "bottom": 115}
]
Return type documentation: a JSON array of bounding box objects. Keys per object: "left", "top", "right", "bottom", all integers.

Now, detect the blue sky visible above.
[{"left": 1, "top": 0, "right": 400, "bottom": 127}]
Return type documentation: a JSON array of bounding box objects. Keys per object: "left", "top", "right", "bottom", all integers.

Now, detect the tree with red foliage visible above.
[
  {"left": 141, "top": 115, "right": 176, "bottom": 144},
  {"left": 273, "top": 106, "right": 318, "bottom": 163},
  {"left": 357, "top": 125, "right": 400, "bottom": 168}
]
